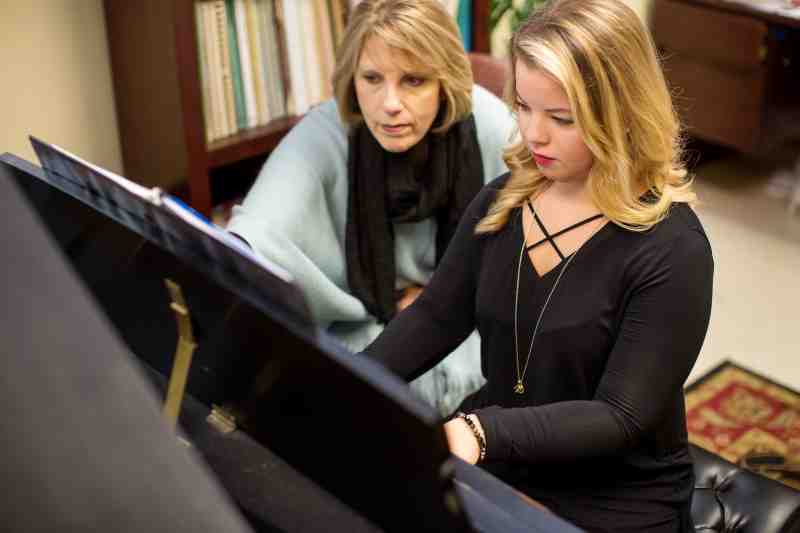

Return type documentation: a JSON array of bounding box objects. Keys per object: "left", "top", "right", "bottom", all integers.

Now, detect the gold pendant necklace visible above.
[
  {"left": 513, "top": 201, "right": 604, "bottom": 395},
  {"left": 513, "top": 234, "right": 575, "bottom": 394}
]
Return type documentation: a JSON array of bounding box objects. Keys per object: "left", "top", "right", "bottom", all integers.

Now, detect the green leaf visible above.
[{"left": 489, "top": 0, "right": 548, "bottom": 33}]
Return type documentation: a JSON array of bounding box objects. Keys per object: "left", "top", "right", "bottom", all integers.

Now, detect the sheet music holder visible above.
[
  {"left": 0, "top": 153, "right": 254, "bottom": 533},
  {"left": 7, "top": 141, "right": 582, "bottom": 533}
]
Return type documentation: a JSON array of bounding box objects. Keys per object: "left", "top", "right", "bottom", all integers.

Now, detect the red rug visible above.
[{"left": 686, "top": 361, "right": 800, "bottom": 489}]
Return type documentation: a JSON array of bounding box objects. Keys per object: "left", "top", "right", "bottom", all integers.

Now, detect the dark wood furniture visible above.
[
  {"left": 651, "top": 0, "right": 800, "bottom": 154},
  {"left": 104, "top": 1, "right": 492, "bottom": 216}
]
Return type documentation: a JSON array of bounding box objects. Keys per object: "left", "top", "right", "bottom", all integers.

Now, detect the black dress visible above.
[{"left": 363, "top": 174, "right": 714, "bottom": 532}]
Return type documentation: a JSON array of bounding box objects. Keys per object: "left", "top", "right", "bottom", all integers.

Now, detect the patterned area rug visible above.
[{"left": 686, "top": 360, "right": 800, "bottom": 489}]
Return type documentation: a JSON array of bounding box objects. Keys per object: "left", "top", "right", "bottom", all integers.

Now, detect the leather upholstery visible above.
[
  {"left": 468, "top": 52, "right": 510, "bottom": 100},
  {"left": 691, "top": 444, "right": 800, "bottom": 532}
]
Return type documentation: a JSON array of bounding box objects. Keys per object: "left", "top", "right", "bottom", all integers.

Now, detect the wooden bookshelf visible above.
[
  {"left": 472, "top": 0, "right": 491, "bottom": 56},
  {"left": 105, "top": 0, "right": 492, "bottom": 216}
]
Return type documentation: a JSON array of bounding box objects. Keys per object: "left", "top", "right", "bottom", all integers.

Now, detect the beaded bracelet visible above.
[{"left": 456, "top": 411, "right": 486, "bottom": 463}]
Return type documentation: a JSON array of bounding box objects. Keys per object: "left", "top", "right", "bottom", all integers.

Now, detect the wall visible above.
[{"left": 0, "top": 1, "right": 122, "bottom": 173}]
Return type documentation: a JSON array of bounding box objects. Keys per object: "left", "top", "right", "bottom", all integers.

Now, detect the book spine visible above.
[
  {"left": 326, "top": 0, "right": 343, "bottom": 50},
  {"left": 235, "top": 0, "right": 258, "bottom": 128},
  {"left": 272, "top": 0, "right": 293, "bottom": 116},
  {"left": 213, "top": 0, "right": 238, "bottom": 137},
  {"left": 457, "top": 0, "right": 472, "bottom": 51},
  {"left": 300, "top": 0, "right": 321, "bottom": 109},
  {"left": 225, "top": 0, "right": 247, "bottom": 130},
  {"left": 195, "top": 3, "right": 215, "bottom": 144},
  {"left": 204, "top": 2, "right": 225, "bottom": 141},
  {"left": 245, "top": 0, "right": 271, "bottom": 125},
  {"left": 258, "top": 0, "right": 286, "bottom": 119},
  {"left": 316, "top": 0, "right": 336, "bottom": 101},
  {"left": 280, "top": 0, "right": 308, "bottom": 115}
]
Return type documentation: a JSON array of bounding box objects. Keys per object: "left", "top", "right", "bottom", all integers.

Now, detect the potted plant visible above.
[{"left": 490, "top": 0, "right": 547, "bottom": 33}]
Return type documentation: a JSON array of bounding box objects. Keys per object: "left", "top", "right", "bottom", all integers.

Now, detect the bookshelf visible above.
[{"left": 105, "top": 0, "right": 492, "bottom": 216}]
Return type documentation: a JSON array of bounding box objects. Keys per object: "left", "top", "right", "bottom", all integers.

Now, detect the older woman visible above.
[
  {"left": 227, "top": 0, "right": 515, "bottom": 414},
  {"left": 363, "top": 0, "right": 713, "bottom": 530}
]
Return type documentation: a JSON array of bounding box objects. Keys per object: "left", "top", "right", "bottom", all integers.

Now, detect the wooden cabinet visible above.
[
  {"left": 651, "top": 0, "right": 800, "bottom": 154},
  {"left": 104, "top": 0, "right": 491, "bottom": 215}
]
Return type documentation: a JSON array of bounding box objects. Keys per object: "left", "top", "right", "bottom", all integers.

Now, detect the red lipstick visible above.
[{"left": 532, "top": 152, "right": 556, "bottom": 168}]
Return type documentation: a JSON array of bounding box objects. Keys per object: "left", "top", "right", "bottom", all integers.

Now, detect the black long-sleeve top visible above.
[{"left": 364, "top": 174, "right": 714, "bottom": 531}]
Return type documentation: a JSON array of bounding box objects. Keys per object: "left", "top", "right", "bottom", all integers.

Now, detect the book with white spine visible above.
[{"left": 234, "top": 0, "right": 258, "bottom": 128}]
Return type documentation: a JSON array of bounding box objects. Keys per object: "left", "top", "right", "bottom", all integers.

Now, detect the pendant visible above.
[{"left": 514, "top": 380, "right": 525, "bottom": 395}]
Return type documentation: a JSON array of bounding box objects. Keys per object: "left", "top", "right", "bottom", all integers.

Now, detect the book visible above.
[
  {"left": 213, "top": 0, "right": 238, "bottom": 137},
  {"left": 234, "top": 0, "right": 258, "bottom": 128},
  {"left": 301, "top": 0, "right": 323, "bottom": 108},
  {"left": 457, "top": 0, "right": 472, "bottom": 51},
  {"left": 203, "top": 1, "right": 225, "bottom": 141},
  {"left": 258, "top": 0, "right": 286, "bottom": 119},
  {"left": 29, "top": 136, "right": 294, "bottom": 285},
  {"left": 225, "top": 0, "right": 248, "bottom": 131},
  {"left": 328, "top": 0, "right": 346, "bottom": 48},
  {"left": 245, "top": 0, "right": 271, "bottom": 125},
  {"left": 279, "top": 0, "right": 309, "bottom": 114},
  {"left": 272, "top": 0, "right": 294, "bottom": 116},
  {"left": 313, "top": 0, "right": 335, "bottom": 101},
  {"left": 195, "top": 2, "right": 215, "bottom": 143}
]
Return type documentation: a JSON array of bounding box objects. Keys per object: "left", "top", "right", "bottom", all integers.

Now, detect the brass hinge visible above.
[
  {"left": 207, "top": 404, "right": 237, "bottom": 434},
  {"left": 162, "top": 279, "right": 197, "bottom": 431}
]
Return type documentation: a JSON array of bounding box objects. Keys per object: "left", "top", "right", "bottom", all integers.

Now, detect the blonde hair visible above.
[
  {"left": 332, "top": 0, "right": 473, "bottom": 133},
  {"left": 477, "top": 0, "right": 695, "bottom": 234}
]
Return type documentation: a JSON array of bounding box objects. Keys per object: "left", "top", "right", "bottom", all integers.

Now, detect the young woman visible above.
[
  {"left": 227, "top": 0, "right": 515, "bottom": 414},
  {"left": 363, "top": 0, "right": 713, "bottom": 530}
]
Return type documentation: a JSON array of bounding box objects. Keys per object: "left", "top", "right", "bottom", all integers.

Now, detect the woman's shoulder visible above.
[
  {"left": 289, "top": 99, "right": 347, "bottom": 141},
  {"left": 657, "top": 203, "right": 709, "bottom": 246},
  {"left": 485, "top": 171, "right": 513, "bottom": 195},
  {"left": 471, "top": 84, "right": 507, "bottom": 111},
  {"left": 265, "top": 99, "right": 349, "bottom": 182},
  {"left": 465, "top": 172, "right": 512, "bottom": 219},
  {"left": 619, "top": 202, "right": 712, "bottom": 267},
  {"left": 470, "top": 85, "right": 515, "bottom": 143}
]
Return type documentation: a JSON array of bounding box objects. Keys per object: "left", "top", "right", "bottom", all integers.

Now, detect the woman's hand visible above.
[
  {"left": 443, "top": 415, "right": 485, "bottom": 465},
  {"left": 396, "top": 285, "right": 424, "bottom": 311}
]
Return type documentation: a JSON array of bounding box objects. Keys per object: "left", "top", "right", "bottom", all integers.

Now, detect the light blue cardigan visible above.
[{"left": 227, "top": 85, "right": 515, "bottom": 414}]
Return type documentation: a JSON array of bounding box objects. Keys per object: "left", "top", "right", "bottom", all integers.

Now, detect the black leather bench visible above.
[{"left": 691, "top": 444, "right": 800, "bottom": 532}]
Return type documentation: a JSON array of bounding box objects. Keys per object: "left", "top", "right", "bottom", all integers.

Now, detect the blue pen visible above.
[{"left": 167, "top": 195, "right": 215, "bottom": 227}]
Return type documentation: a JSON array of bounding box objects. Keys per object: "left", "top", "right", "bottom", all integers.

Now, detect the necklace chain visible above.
[{"left": 513, "top": 200, "right": 605, "bottom": 395}]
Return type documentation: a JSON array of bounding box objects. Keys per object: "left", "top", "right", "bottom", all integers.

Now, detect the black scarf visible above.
[{"left": 345, "top": 114, "right": 484, "bottom": 324}]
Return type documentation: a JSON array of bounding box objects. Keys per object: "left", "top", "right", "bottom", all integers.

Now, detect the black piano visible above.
[{"left": 0, "top": 148, "right": 582, "bottom": 533}]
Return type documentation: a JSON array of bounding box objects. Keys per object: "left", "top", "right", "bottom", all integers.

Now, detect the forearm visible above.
[
  {"left": 363, "top": 295, "right": 473, "bottom": 380},
  {"left": 474, "top": 400, "right": 630, "bottom": 464}
]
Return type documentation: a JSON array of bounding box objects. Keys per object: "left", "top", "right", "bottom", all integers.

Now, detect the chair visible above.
[
  {"left": 690, "top": 444, "right": 800, "bottom": 532},
  {"left": 468, "top": 52, "right": 510, "bottom": 100}
]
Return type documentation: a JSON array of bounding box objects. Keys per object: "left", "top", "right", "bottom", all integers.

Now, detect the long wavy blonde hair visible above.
[
  {"left": 332, "top": 0, "right": 473, "bottom": 134},
  {"left": 476, "top": 0, "right": 695, "bottom": 234}
]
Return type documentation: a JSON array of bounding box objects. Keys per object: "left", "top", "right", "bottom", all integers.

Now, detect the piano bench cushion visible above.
[{"left": 690, "top": 444, "right": 800, "bottom": 533}]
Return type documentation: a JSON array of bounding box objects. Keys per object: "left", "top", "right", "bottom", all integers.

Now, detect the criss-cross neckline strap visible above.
[{"left": 525, "top": 200, "right": 604, "bottom": 258}]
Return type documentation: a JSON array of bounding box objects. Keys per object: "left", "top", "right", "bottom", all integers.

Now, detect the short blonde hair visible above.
[
  {"left": 477, "top": 0, "right": 695, "bottom": 233},
  {"left": 332, "top": 0, "right": 473, "bottom": 133}
]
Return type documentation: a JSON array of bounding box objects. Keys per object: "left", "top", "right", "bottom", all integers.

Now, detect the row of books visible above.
[
  {"left": 195, "top": 0, "right": 474, "bottom": 145},
  {"left": 195, "top": 0, "right": 345, "bottom": 144}
]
